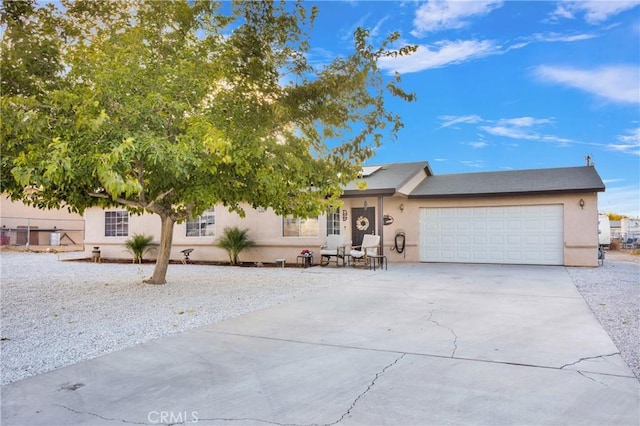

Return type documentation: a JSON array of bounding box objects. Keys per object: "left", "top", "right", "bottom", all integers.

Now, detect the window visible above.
[
  {"left": 186, "top": 208, "right": 215, "bottom": 237},
  {"left": 326, "top": 209, "right": 340, "bottom": 235},
  {"left": 105, "top": 211, "right": 128, "bottom": 237},
  {"left": 283, "top": 216, "right": 319, "bottom": 237}
]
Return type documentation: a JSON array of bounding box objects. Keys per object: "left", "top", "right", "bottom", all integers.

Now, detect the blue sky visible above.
[{"left": 306, "top": 1, "right": 640, "bottom": 217}]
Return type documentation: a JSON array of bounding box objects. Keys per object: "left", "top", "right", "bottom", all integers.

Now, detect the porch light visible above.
[
  {"left": 399, "top": 203, "right": 405, "bottom": 212},
  {"left": 579, "top": 199, "right": 585, "bottom": 209}
]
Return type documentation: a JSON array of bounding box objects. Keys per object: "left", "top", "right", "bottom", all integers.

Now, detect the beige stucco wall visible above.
[
  {"left": 83, "top": 191, "right": 600, "bottom": 266},
  {"left": 0, "top": 195, "right": 84, "bottom": 246},
  {"left": 84, "top": 205, "right": 335, "bottom": 263}
]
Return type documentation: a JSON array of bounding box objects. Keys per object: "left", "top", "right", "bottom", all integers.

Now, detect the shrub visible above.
[
  {"left": 610, "top": 239, "right": 620, "bottom": 251},
  {"left": 217, "top": 227, "right": 254, "bottom": 265},
  {"left": 124, "top": 234, "right": 155, "bottom": 264}
]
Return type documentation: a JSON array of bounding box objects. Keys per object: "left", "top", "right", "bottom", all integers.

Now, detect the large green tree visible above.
[{"left": 1, "top": 0, "right": 416, "bottom": 284}]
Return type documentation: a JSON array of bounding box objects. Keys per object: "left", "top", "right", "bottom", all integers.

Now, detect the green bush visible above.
[
  {"left": 217, "top": 227, "right": 254, "bottom": 265},
  {"left": 124, "top": 234, "right": 155, "bottom": 264}
]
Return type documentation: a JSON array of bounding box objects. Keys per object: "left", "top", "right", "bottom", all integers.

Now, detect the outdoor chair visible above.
[
  {"left": 320, "top": 234, "right": 348, "bottom": 267},
  {"left": 349, "top": 234, "right": 380, "bottom": 268}
]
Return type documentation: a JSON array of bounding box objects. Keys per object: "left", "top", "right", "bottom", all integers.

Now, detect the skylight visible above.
[{"left": 361, "top": 165, "right": 382, "bottom": 177}]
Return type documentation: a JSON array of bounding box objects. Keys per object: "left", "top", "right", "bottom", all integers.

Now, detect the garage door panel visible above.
[
  {"left": 420, "top": 205, "right": 563, "bottom": 265},
  {"left": 473, "top": 235, "right": 487, "bottom": 244}
]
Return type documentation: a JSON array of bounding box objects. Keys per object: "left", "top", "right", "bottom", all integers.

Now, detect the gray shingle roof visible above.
[
  {"left": 342, "top": 161, "right": 432, "bottom": 197},
  {"left": 409, "top": 166, "right": 605, "bottom": 198}
]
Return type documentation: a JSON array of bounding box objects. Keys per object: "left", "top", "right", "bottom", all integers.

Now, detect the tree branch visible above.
[
  {"left": 147, "top": 188, "right": 174, "bottom": 210},
  {"left": 87, "top": 191, "right": 145, "bottom": 210}
]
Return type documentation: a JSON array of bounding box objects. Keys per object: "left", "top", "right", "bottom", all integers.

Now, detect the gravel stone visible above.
[
  {"left": 0, "top": 251, "right": 361, "bottom": 385},
  {"left": 566, "top": 250, "right": 640, "bottom": 380}
]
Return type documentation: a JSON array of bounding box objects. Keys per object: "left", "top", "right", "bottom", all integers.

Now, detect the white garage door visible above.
[{"left": 419, "top": 205, "right": 564, "bottom": 265}]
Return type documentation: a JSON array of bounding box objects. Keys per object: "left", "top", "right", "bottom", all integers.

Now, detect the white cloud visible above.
[
  {"left": 478, "top": 116, "right": 587, "bottom": 146},
  {"left": 469, "top": 141, "right": 489, "bottom": 148},
  {"left": 532, "top": 32, "right": 597, "bottom": 43},
  {"left": 378, "top": 27, "right": 597, "bottom": 75},
  {"left": 438, "top": 114, "right": 483, "bottom": 128},
  {"left": 480, "top": 116, "right": 554, "bottom": 140},
  {"left": 607, "top": 128, "right": 640, "bottom": 155},
  {"left": 411, "top": 0, "right": 504, "bottom": 36},
  {"left": 339, "top": 12, "right": 371, "bottom": 41},
  {"left": 550, "top": 4, "right": 575, "bottom": 21},
  {"left": 370, "top": 16, "right": 390, "bottom": 38},
  {"left": 307, "top": 47, "right": 340, "bottom": 66},
  {"left": 534, "top": 65, "right": 640, "bottom": 104},
  {"left": 439, "top": 115, "right": 573, "bottom": 144},
  {"left": 480, "top": 125, "right": 539, "bottom": 140},
  {"left": 460, "top": 160, "right": 485, "bottom": 168},
  {"left": 379, "top": 39, "right": 498, "bottom": 73},
  {"left": 497, "top": 117, "right": 553, "bottom": 127},
  {"left": 550, "top": 1, "right": 640, "bottom": 24},
  {"left": 617, "top": 127, "right": 640, "bottom": 144}
]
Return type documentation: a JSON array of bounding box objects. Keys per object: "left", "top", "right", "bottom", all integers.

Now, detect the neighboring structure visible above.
[
  {"left": 0, "top": 194, "right": 84, "bottom": 248},
  {"left": 610, "top": 220, "right": 622, "bottom": 240},
  {"left": 83, "top": 161, "right": 605, "bottom": 266},
  {"left": 621, "top": 217, "right": 640, "bottom": 247},
  {"left": 598, "top": 214, "right": 611, "bottom": 247}
]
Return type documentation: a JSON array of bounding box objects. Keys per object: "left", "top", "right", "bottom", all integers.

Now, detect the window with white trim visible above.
[
  {"left": 326, "top": 209, "right": 340, "bottom": 235},
  {"left": 186, "top": 208, "right": 215, "bottom": 237},
  {"left": 105, "top": 211, "right": 129, "bottom": 237},
  {"left": 283, "top": 216, "right": 319, "bottom": 237}
]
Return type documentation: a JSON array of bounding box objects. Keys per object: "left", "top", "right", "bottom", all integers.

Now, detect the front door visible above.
[{"left": 351, "top": 207, "right": 375, "bottom": 247}]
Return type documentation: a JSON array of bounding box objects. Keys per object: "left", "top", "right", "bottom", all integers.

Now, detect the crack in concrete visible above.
[
  {"left": 559, "top": 352, "right": 620, "bottom": 370},
  {"left": 403, "top": 292, "right": 459, "bottom": 358},
  {"left": 56, "top": 354, "right": 406, "bottom": 426},
  {"left": 55, "top": 403, "right": 151, "bottom": 425},
  {"left": 185, "top": 354, "right": 407, "bottom": 426},
  {"left": 425, "top": 306, "right": 458, "bottom": 358},
  {"left": 326, "top": 352, "right": 406, "bottom": 426},
  {"left": 577, "top": 371, "right": 610, "bottom": 387}
]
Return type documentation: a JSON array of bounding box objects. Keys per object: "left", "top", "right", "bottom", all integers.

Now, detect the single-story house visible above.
[{"left": 83, "top": 161, "right": 605, "bottom": 266}]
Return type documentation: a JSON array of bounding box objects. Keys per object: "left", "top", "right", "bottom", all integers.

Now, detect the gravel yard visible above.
[
  {"left": 1, "top": 250, "right": 638, "bottom": 385},
  {"left": 0, "top": 251, "right": 362, "bottom": 385},
  {"left": 567, "top": 250, "right": 640, "bottom": 380}
]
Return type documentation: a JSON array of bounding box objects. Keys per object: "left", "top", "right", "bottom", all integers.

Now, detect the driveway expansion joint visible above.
[{"left": 209, "top": 331, "right": 636, "bottom": 379}]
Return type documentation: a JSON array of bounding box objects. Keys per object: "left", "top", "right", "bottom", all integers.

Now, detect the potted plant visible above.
[{"left": 300, "top": 249, "right": 313, "bottom": 267}]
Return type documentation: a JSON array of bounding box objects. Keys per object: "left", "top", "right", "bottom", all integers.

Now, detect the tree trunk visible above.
[{"left": 145, "top": 214, "right": 176, "bottom": 284}]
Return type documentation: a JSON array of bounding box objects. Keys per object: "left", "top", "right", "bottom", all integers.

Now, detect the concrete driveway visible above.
[{"left": 2, "top": 263, "right": 638, "bottom": 425}]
